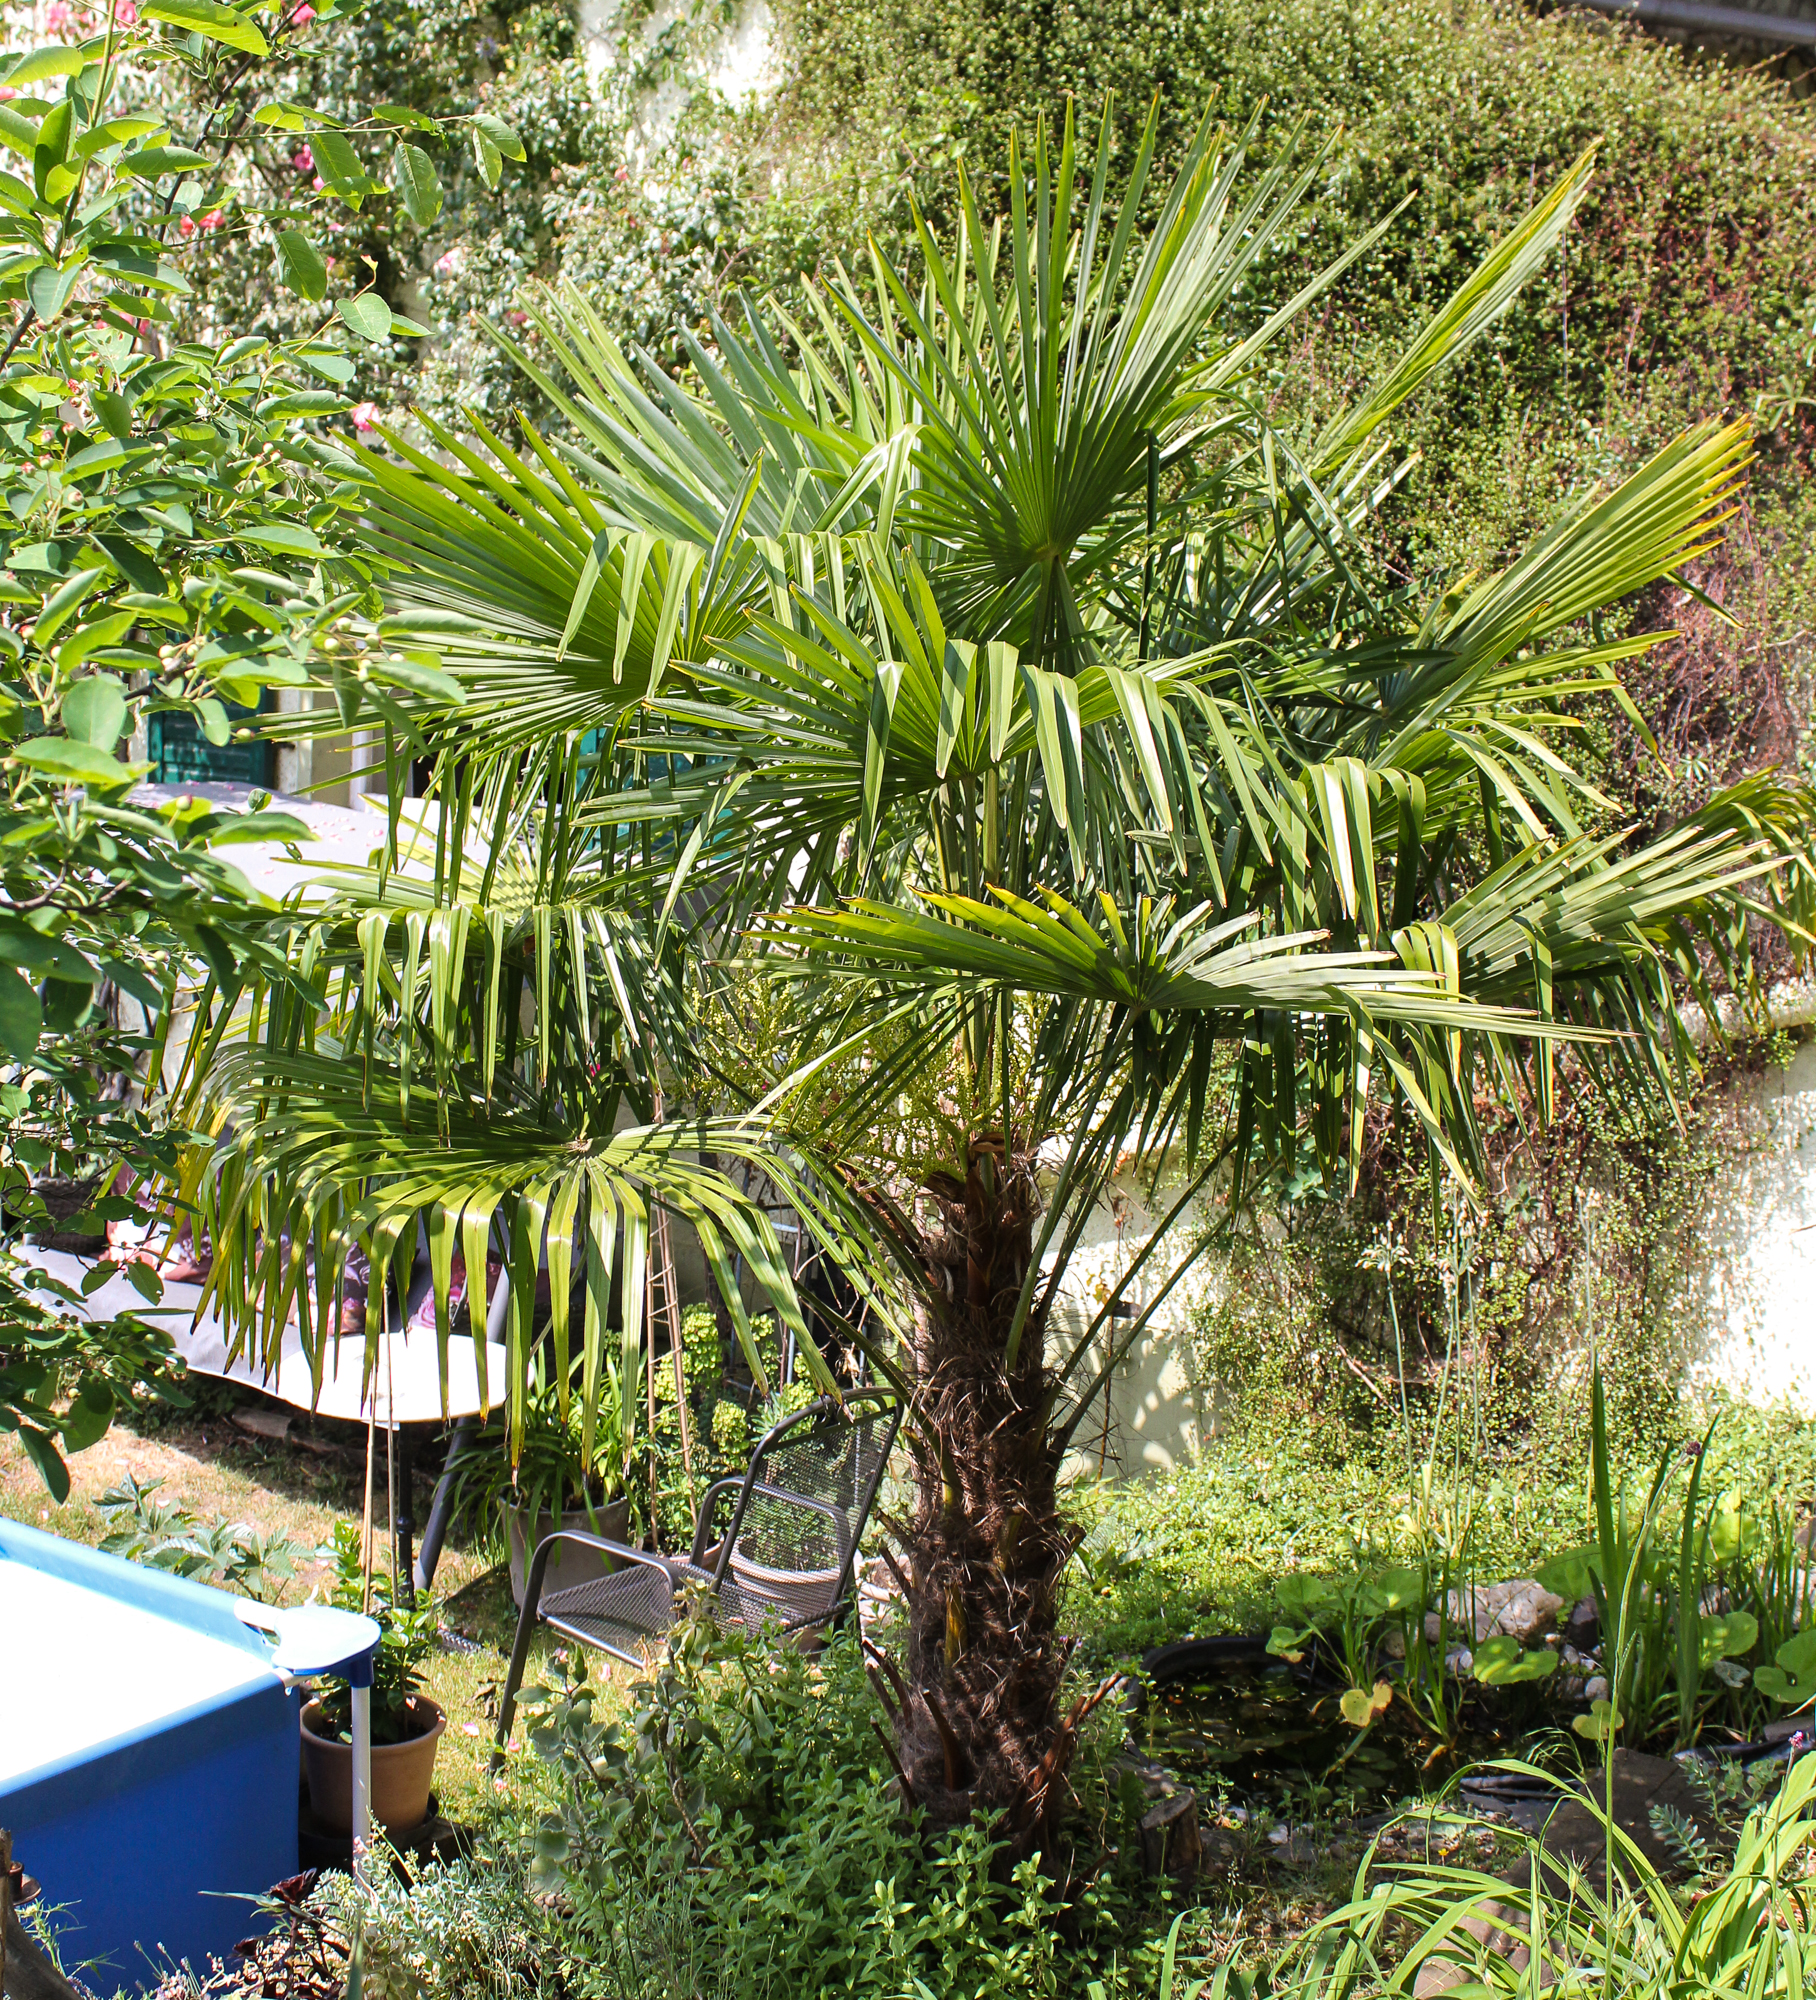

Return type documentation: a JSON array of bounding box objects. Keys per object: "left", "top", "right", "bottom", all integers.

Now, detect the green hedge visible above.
[
  {"left": 194, "top": 0, "right": 1816, "bottom": 812},
  {"left": 741, "top": 0, "right": 1816, "bottom": 811}
]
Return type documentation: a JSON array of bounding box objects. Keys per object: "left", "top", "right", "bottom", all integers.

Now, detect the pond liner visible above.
[
  {"left": 1124, "top": 1634, "right": 1276, "bottom": 1719},
  {"left": 1142, "top": 1633, "right": 1274, "bottom": 1683}
]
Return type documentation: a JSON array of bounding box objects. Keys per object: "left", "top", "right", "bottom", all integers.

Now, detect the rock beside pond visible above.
[
  {"left": 1510, "top": 1748, "right": 1727, "bottom": 1898},
  {"left": 1425, "top": 1579, "right": 1565, "bottom": 1647}
]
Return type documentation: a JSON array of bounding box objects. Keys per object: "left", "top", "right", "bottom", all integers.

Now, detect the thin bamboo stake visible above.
[
  {"left": 386, "top": 1330, "right": 399, "bottom": 1600},
  {"left": 653, "top": 1206, "right": 696, "bottom": 1517},
  {"left": 360, "top": 1397, "right": 377, "bottom": 1616},
  {"left": 645, "top": 1277, "right": 657, "bottom": 1547}
]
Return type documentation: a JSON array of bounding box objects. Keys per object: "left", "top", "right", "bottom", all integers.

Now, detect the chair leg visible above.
[{"left": 490, "top": 1534, "right": 557, "bottom": 1774}]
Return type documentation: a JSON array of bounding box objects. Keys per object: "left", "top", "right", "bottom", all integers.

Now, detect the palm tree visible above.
[{"left": 192, "top": 102, "right": 1815, "bottom": 1844}]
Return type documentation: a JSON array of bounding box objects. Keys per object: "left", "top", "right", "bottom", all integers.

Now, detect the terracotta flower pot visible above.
[
  {"left": 506, "top": 1495, "right": 630, "bottom": 1608},
  {"left": 300, "top": 1695, "right": 445, "bottom": 1836}
]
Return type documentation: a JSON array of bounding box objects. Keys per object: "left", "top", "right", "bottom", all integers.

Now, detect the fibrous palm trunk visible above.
[{"left": 883, "top": 1133, "right": 1085, "bottom": 1853}]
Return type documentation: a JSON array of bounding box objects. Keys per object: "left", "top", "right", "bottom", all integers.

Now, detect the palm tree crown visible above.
[{"left": 188, "top": 101, "right": 1816, "bottom": 1831}]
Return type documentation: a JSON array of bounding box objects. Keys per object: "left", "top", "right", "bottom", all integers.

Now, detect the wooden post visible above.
[{"left": 1, "top": 1828, "right": 85, "bottom": 2000}]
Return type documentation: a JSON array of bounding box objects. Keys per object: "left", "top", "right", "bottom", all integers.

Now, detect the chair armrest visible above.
[
  {"left": 529, "top": 1527, "right": 674, "bottom": 1584},
  {"left": 689, "top": 1479, "right": 750, "bottom": 1567}
]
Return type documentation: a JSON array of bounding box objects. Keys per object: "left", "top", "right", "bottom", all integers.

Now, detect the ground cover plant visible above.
[{"left": 6, "top": 1304, "right": 1815, "bottom": 1997}]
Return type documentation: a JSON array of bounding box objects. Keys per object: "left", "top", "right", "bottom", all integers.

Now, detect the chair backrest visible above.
[{"left": 718, "top": 1391, "right": 900, "bottom": 1613}]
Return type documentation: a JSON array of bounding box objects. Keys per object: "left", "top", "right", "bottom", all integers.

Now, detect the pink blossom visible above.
[
  {"left": 0, "top": 86, "right": 16, "bottom": 100},
  {"left": 311, "top": 175, "right": 324, "bottom": 191},
  {"left": 288, "top": 2, "right": 315, "bottom": 21},
  {"left": 177, "top": 213, "right": 195, "bottom": 237},
  {"left": 506, "top": 309, "right": 527, "bottom": 324},
  {"left": 432, "top": 245, "right": 465, "bottom": 278},
  {"left": 198, "top": 209, "right": 224, "bottom": 232},
  {"left": 115, "top": 0, "right": 137, "bottom": 21},
  {"left": 46, "top": 1, "right": 76, "bottom": 33},
  {"left": 350, "top": 401, "right": 380, "bottom": 432},
  {"left": 292, "top": 145, "right": 314, "bottom": 174},
  {"left": 614, "top": 163, "right": 629, "bottom": 183}
]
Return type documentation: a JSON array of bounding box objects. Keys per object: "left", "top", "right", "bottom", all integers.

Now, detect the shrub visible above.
[
  {"left": 517, "top": 1622, "right": 1087, "bottom": 1998},
  {"left": 323, "top": 1848, "right": 566, "bottom": 2000}
]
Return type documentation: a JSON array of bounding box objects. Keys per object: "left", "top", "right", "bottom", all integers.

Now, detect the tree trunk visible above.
[{"left": 889, "top": 1134, "right": 1078, "bottom": 1854}]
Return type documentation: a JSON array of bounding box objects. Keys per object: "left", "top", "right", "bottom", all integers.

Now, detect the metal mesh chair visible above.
[{"left": 493, "top": 1388, "right": 900, "bottom": 1761}]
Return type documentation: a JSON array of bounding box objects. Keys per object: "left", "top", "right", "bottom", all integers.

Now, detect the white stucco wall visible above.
[
  {"left": 1041, "top": 1170, "right": 1220, "bottom": 1481},
  {"left": 1035, "top": 1032, "right": 1816, "bottom": 1486},
  {"left": 1684, "top": 1037, "right": 1816, "bottom": 1414},
  {"left": 578, "top": 0, "right": 777, "bottom": 166}
]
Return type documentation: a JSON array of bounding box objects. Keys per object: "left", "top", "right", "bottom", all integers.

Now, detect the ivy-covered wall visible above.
[{"left": 200, "top": 0, "right": 1816, "bottom": 825}]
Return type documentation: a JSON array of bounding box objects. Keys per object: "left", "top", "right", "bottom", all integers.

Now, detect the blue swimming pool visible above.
[{"left": 0, "top": 1519, "right": 300, "bottom": 1980}]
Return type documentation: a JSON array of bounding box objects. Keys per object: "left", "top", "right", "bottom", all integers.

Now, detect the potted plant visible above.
[
  {"left": 451, "top": 1365, "right": 633, "bottom": 1607},
  {"left": 299, "top": 1522, "right": 445, "bottom": 1835}
]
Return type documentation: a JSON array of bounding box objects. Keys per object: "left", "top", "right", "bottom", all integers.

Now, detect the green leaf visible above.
[
  {"left": 1698, "top": 1610, "right": 1759, "bottom": 1668},
  {"left": 142, "top": 0, "right": 269, "bottom": 54},
  {"left": 14, "top": 735, "right": 138, "bottom": 787},
  {"left": 471, "top": 112, "right": 525, "bottom": 162},
  {"left": 32, "top": 98, "right": 70, "bottom": 199},
  {"left": 1756, "top": 1629, "right": 1816, "bottom": 1707},
  {"left": 17, "top": 1426, "right": 70, "bottom": 1503},
  {"left": 1534, "top": 1547, "right": 1597, "bottom": 1603},
  {"left": 275, "top": 228, "right": 326, "bottom": 303},
  {"left": 0, "top": 104, "right": 37, "bottom": 158},
  {"left": 309, "top": 127, "right": 374, "bottom": 207},
  {"left": 26, "top": 259, "right": 84, "bottom": 322},
  {"left": 239, "top": 523, "right": 327, "bottom": 556},
  {"left": 374, "top": 103, "right": 438, "bottom": 132},
  {"left": 257, "top": 389, "right": 346, "bottom": 419},
  {"left": 1339, "top": 1681, "right": 1393, "bottom": 1728},
  {"left": 70, "top": 116, "right": 164, "bottom": 163},
  {"left": 4, "top": 46, "right": 87, "bottom": 86},
  {"left": 472, "top": 125, "right": 501, "bottom": 190},
  {"left": 1471, "top": 1634, "right": 1559, "bottom": 1685},
  {"left": 1264, "top": 1623, "right": 1308, "bottom": 1664},
  {"left": 119, "top": 145, "right": 214, "bottom": 178},
  {"left": 337, "top": 291, "right": 391, "bottom": 343},
  {"left": 121, "top": 1257, "right": 164, "bottom": 1305},
  {"left": 0, "top": 963, "right": 42, "bottom": 1057},
  {"left": 95, "top": 534, "right": 166, "bottom": 595},
  {"left": 298, "top": 348, "right": 355, "bottom": 386},
  {"left": 370, "top": 652, "right": 463, "bottom": 704},
  {"left": 60, "top": 1379, "right": 114, "bottom": 1453},
  {"left": 198, "top": 810, "right": 311, "bottom": 846},
  {"left": 91, "top": 391, "right": 133, "bottom": 441},
  {"left": 252, "top": 101, "right": 310, "bottom": 131},
  {"left": 391, "top": 141, "right": 441, "bottom": 226},
  {"left": 1572, "top": 1697, "right": 1624, "bottom": 1742},
  {"left": 62, "top": 672, "right": 128, "bottom": 747},
  {"left": 198, "top": 695, "right": 230, "bottom": 746},
  {"left": 1371, "top": 1567, "right": 1425, "bottom": 1614}
]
